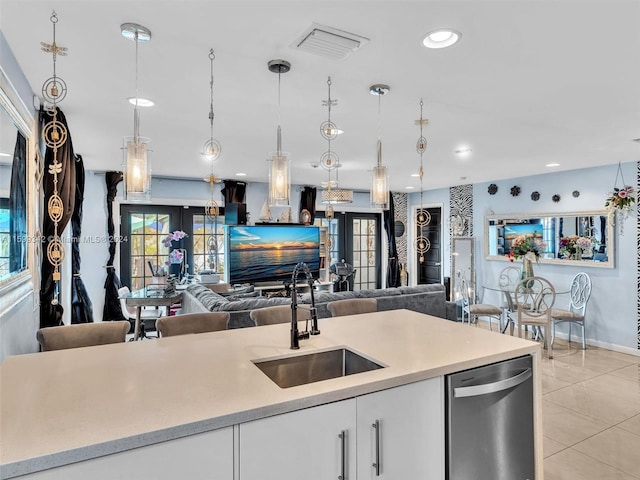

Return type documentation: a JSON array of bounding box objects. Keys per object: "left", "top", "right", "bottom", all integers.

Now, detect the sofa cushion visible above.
[
  {"left": 397, "top": 284, "right": 444, "bottom": 295},
  {"left": 213, "top": 297, "right": 290, "bottom": 312}
]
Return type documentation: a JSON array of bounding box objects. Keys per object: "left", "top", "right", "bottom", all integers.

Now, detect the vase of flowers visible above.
[
  {"left": 605, "top": 184, "right": 635, "bottom": 235},
  {"left": 507, "top": 234, "right": 546, "bottom": 283},
  {"left": 559, "top": 235, "right": 592, "bottom": 260}
]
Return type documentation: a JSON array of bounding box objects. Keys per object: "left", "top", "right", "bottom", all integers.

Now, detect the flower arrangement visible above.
[
  {"left": 163, "top": 230, "right": 188, "bottom": 265},
  {"left": 559, "top": 235, "right": 592, "bottom": 259},
  {"left": 605, "top": 184, "right": 636, "bottom": 234},
  {"left": 507, "top": 234, "right": 546, "bottom": 263},
  {"left": 162, "top": 230, "right": 188, "bottom": 247}
]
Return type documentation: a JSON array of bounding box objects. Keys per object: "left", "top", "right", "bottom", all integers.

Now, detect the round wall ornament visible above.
[
  {"left": 488, "top": 184, "right": 498, "bottom": 195},
  {"left": 552, "top": 194, "right": 561, "bottom": 203},
  {"left": 531, "top": 191, "right": 540, "bottom": 201},
  {"left": 572, "top": 190, "right": 580, "bottom": 198},
  {"left": 510, "top": 186, "right": 521, "bottom": 197}
]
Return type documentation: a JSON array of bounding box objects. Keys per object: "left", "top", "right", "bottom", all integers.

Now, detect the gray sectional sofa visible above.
[{"left": 182, "top": 283, "right": 457, "bottom": 329}]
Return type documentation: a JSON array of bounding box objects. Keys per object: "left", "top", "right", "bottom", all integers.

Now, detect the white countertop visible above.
[{"left": 0, "top": 310, "right": 539, "bottom": 478}]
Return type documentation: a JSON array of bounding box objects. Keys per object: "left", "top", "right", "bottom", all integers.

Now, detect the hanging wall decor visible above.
[
  {"left": 510, "top": 185, "right": 521, "bottom": 197},
  {"left": 488, "top": 184, "right": 498, "bottom": 195},
  {"left": 40, "top": 11, "right": 68, "bottom": 297},
  {"left": 552, "top": 194, "right": 561, "bottom": 203},
  {"left": 531, "top": 191, "right": 540, "bottom": 201},
  {"left": 604, "top": 161, "right": 636, "bottom": 235}
]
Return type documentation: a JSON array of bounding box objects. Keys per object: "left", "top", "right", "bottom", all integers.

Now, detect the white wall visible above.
[{"left": 472, "top": 162, "right": 637, "bottom": 353}]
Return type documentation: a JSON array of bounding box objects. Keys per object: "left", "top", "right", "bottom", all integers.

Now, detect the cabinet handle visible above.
[
  {"left": 372, "top": 420, "right": 381, "bottom": 476},
  {"left": 338, "top": 430, "right": 346, "bottom": 480}
]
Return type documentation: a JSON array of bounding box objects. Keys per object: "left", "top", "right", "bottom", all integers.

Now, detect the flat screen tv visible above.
[{"left": 225, "top": 225, "right": 320, "bottom": 285}]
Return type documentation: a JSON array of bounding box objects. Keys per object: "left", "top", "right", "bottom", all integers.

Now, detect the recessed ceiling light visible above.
[
  {"left": 0, "top": 152, "right": 11, "bottom": 158},
  {"left": 455, "top": 147, "right": 472, "bottom": 155},
  {"left": 411, "top": 173, "right": 420, "bottom": 177},
  {"left": 235, "top": 172, "right": 247, "bottom": 176},
  {"left": 633, "top": 138, "right": 640, "bottom": 143},
  {"left": 422, "top": 29, "right": 461, "bottom": 49},
  {"left": 405, "top": 186, "right": 415, "bottom": 190},
  {"left": 127, "top": 97, "right": 154, "bottom": 107},
  {"left": 546, "top": 163, "right": 560, "bottom": 167}
]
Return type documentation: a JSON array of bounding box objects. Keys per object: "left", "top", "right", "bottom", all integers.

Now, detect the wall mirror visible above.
[
  {"left": 484, "top": 210, "right": 614, "bottom": 268},
  {"left": 451, "top": 236, "right": 475, "bottom": 302},
  {"left": 0, "top": 70, "right": 33, "bottom": 288}
]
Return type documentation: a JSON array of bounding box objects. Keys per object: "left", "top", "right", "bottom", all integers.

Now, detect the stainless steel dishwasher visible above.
[{"left": 446, "top": 355, "right": 534, "bottom": 480}]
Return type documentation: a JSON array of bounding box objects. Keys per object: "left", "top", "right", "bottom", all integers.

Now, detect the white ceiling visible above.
[{"left": 2, "top": 0, "right": 639, "bottom": 192}]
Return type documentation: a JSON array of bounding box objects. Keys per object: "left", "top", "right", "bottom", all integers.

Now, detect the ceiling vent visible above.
[{"left": 292, "top": 24, "right": 369, "bottom": 60}]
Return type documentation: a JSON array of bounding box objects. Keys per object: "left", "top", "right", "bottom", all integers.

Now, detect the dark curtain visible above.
[
  {"left": 383, "top": 192, "right": 400, "bottom": 287},
  {"left": 40, "top": 107, "right": 77, "bottom": 328},
  {"left": 221, "top": 180, "right": 246, "bottom": 204},
  {"left": 9, "top": 131, "right": 27, "bottom": 273},
  {"left": 599, "top": 216, "right": 606, "bottom": 252},
  {"left": 299, "top": 186, "right": 317, "bottom": 223},
  {"left": 70, "top": 155, "right": 94, "bottom": 324},
  {"left": 103, "top": 171, "right": 126, "bottom": 321}
]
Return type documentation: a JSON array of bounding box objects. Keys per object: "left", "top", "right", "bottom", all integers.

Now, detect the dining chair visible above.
[
  {"left": 497, "top": 266, "right": 522, "bottom": 332},
  {"left": 550, "top": 272, "right": 591, "bottom": 349},
  {"left": 250, "top": 305, "right": 309, "bottom": 326},
  {"left": 459, "top": 273, "right": 502, "bottom": 331},
  {"left": 118, "top": 286, "right": 163, "bottom": 337},
  {"left": 36, "top": 321, "right": 131, "bottom": 351},
  {"left": 156, "top": 312, "right": 230, "bottom": 337},
  {"left": 514, "top": 276, "right": 556, "bottom": 358},
  {"left": 326, "top": 298, "right": 377, "bottom": 317}
]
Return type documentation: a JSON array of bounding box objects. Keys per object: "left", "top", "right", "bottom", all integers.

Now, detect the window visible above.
[
  {"left": 188, "top": 212, "right": 225, "bottom": 275},
  {"left": 0, "top": 198, "right": 9, "bottom": 279}
]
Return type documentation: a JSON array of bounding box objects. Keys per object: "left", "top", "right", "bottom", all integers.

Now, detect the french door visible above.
[
  {"left": 120, "top": 205, "right": 225, "bottom": 290},
  {"left": 315, "top": 212, "right": 382, "bottom": 290}
]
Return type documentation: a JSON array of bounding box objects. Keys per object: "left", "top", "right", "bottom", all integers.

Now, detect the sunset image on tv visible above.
[{"left": 227, "top": 226, "right": 320, "bottom": 284}]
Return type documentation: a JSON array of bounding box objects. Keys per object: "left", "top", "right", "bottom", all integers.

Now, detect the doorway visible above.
[{"left": 416, "top": 206, "right": 442, "bottom": 284}]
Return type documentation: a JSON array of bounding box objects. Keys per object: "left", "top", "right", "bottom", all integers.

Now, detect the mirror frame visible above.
[
  {"left": 484, "top": 210, "right": 614, "bottom": 269},
  {"left": 0, "top": 66, "right": 37, "bottom": 303},
  {"left": 451, "top": 236, "right": 475, "bottom": 302}
]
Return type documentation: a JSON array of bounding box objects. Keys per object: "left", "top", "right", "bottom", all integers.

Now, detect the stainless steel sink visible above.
[{"left": 253, "top": 348, "right": 385, "bottom": 388}]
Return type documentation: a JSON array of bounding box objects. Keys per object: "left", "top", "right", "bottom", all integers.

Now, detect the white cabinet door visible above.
[
  {"left": 239, "top": 399, "right": 357, "bottom": 480},
  {"left": 357, "top": 378, "right": 444, "bottom": 480},
  {"left": 21, "top": 427, "right": 234, "bottom": 480}
]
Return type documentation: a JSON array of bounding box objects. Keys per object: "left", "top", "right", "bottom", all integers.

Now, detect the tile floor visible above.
[
  {"left": 538, "top": 340, "right": 640, "bottom": 480},
  {"left": 479, "top": 321, "right": 640, "bottom": 479}
]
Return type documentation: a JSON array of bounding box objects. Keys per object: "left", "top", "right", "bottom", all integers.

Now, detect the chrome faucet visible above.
[{"left": 290, "top": 262, "right": 320, "bottom": 349}]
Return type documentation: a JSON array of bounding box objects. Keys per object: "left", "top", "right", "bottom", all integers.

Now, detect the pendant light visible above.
[
  {"left": 267, "top": 59, "right": 291, "bottom": 207},
  {"left": 121, "top": 22, "right": 152, "bottom": 202},
  {"left": 320, "top": 76, "right": 353, "bottom": 205},
  {"left": 370, "top": 84, "right": 390, "bottom": 209}
]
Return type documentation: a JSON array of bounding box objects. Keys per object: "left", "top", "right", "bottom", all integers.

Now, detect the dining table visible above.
[
  {"left": 122, "top": 287, "right": 183, "bottom": 340},
  {"left": 482, "top": 280, "right": 569, "bottom": 335}
]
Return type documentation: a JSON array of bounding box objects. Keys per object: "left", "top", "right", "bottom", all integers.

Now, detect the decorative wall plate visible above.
[
  {"left": 531, "top": 191, "right": 540, "bottom": 201},
  {"left": 552, "top": 194, "right": 561, "bottom": 203},
  {"left": 488, "top": 184, "right": 498, "bottom": 195},
  {"left": 572, "top": 190, "right": 580, "bottom": 198},
  {"left": 510, "top": 186, "right": 521, "bottom": 197}
]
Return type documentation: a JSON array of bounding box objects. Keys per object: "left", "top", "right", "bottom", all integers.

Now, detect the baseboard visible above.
[{"left": 475, "top": 319, "right": 640, "bottom": 357}]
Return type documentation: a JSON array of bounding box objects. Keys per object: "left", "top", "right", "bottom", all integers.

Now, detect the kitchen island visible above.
[{"left": 0, "top": 310, "right": 542, "bottom": 479}]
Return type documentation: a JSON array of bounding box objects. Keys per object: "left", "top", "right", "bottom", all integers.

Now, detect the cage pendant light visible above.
[
  {"left": 121, "top": 23, "right": 152, "bottom": 202},
  {"left": 267, "top": 59, "right": 291, "bottom": 207},
  {"left": 370, "top": 84, "right": 390, "bottom": 209}
]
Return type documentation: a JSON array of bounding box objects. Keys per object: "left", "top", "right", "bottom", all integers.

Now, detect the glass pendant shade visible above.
[
  {"left": 268, "top": 149, "right": 290, "bottom": 206},
  {"left": 124, "top": 137, "right": 151, "bottom": 202},
  {"left": 371, "top": 163, "right": 389, "bottom": 208}
]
